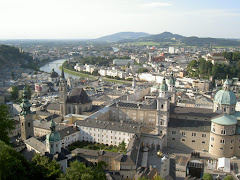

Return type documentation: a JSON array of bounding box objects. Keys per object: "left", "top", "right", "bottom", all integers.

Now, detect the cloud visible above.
[{"left": 140, "top": 2, "right": 172, "bottom": 8}]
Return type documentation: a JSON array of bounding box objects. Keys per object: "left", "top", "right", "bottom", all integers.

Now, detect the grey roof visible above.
[
  {"left": 72, "top": 148, "right": 120, "bottom": 158},
  {"left": 24, "top": 137, "right": 46, "bottom": 155},
  {"left": 168, "top": 118, "right": 211, "bottom": 132},
  {"left": 170, "top": 105, "right": 218, "bottom": 118},
  {"left": 46, "top": 103, "right": 60, "bottom": 111},
  {"left": 57, "top": 126, "right": 79, "bottom": 140},
  {"left": 76, "top": 119, "right": 140, "bottom": 134},
  {"left": 110, "top": 100, "right": 157, "bottom": 110},
  {"left": 66, "top": 88, "right": 92, "bottom": 104}
]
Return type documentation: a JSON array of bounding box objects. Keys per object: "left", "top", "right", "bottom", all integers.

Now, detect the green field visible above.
[
  {"left": 128, "top": 41, "right": 160, "bottom": 46},
  {"left": 60, "top": 66, "right": 131, "bottom": 84}
]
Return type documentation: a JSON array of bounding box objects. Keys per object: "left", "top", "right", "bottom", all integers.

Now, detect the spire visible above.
[
  {"left": 61, "top": 67, "right": 65, "bottom": 80},
  {"left": 20, "top": 85, "right": 32, "bottom": 116},
  {"left": 50, "top": 116, "right": 56, "bottom": 132},
  {"left": 169, "top": 71, "right": 175, "bottom": 85},
  {"left": 160, "top": 77, "right": 168, "bottom": 92}
]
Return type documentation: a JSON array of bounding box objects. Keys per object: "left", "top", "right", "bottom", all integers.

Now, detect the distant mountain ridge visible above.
[
  {"left": 95, "top": 32, "right": 150, "bottom": 42},
  {"left": 116, "top": 31, "right": 240, "bottom": 47}
]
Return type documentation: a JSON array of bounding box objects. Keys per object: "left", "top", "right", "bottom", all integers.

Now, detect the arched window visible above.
[
  {"left": 28, "top": 122, "right": 30, "bottom": 127},
  {"left": 192, "top": 140, "right": 195, "bottom": 143},
  {"left": 202, "top": 141, "right": 205, "bottom": 144},
  {"left": 73, "top": 106, "right": 76, "bottom": 114}
]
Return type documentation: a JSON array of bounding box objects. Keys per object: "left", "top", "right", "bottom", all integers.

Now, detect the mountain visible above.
[
  {"left": 119, "top": 32, "right": 240, "bottom": 47},
  {"left": 96, "top": 32, "right": 150, "bottom": 42}
]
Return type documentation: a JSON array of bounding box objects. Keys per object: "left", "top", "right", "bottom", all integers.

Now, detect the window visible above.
[
  {"left": 211, "top": 137, "right": 214, "bottom": 141},
  {"left": 220, "top": 147, "right": 223, "bottom": 150},
  {"left": 28, "top": 122, "right": 30, "bottom": 127},
  {"left": 220, "top": 140, "right": 225, "bottom": 144},
  {"left": 192, "top": 140, "right": 195, "bottom": 143},
  {"left": 172, "top": 138, "right": 175, "bottom": 140},
  {"left": 231, "top": 139, "right": 234, "bottom": 143},
  {"left": 181, "top": 139, "right": 185, "bottom": 142},
  {"left": 211, "top": 145, "right": 213, "bottom": 147},
  {"left": 161, "top": 104, "right": 164, "bottom": 109},
  {"left": 221, "top": 130, "right": 226, "bottom": 135},
  {"left": 192, "top": 133, "right": 196, "bottom": 137},
  {"left": 231, "top": 147, "right": 233, "bottom": 149},
  {"left": 224, "top": 108, "right": 226, "bottom": 112},
  {"left": 212, "top": 128, "right": 215, "bottom": 132},
  {"left": 202, "top": 134, "right": 206, "bottom": 138},
  {"left": 172, "top": 131, "right": 176, "bottom": 135},
  {"left": 182, "top": 132, "right": 186, "bottom": 136},
  {"left": 202, "top": 141, "right": 205, "bottom": 144}
]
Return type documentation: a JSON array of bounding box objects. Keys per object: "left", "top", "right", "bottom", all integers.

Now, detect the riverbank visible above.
[{"left": 59, "top": 66, "right": 131, "bottom": 84}]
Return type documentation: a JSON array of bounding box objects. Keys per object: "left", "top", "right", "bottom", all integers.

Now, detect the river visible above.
[{"left": 39, "top": 59, "right": 80, "bottom": 79}]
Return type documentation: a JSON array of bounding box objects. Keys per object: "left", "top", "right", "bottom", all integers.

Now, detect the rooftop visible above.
[
  {"left": 76, "top": 119, "right": 140, "bottom": 134},
  {"left": 211, "top": 114, "right": 237, "bottom": 125}
]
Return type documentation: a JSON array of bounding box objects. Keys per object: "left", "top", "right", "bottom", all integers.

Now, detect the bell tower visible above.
[
  {"left": 20, "top": 86, "right": 34, "bottom": 140},
  {"left": 59, "top": 67, "right": 67, "bottom": 116}
]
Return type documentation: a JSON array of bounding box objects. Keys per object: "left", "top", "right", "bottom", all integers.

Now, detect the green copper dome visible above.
[
  {"left": 46, "top": 119, "right": 61, "bottom": 142},
  {"left": 160, "top": 77, "right": 168, "bottom": 91},
  {"left": 46, "top": 131, "right": 61, "bottom": 142},
  {"left": 214, "top": 77, "right": 236, "bottom": 105},
  {"left": 20, "top": 86, "right": 32, "bottom": 116},
  {"left": 214, "top": 90, "right": 236, "bottom": 105}
]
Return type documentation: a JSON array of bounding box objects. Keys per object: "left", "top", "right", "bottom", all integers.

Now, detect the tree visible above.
[
  {"left": 202, "top": 173, "right": 213, "bottom": 180},
  {"left": 0, "top": 104, "right": 15, "bottom": 144},
  {"left": 153, "top": 175, "right": 164, "bottom": 180},
  {"left": 60, "top": 160, "right": 106, "bottom": 180},
  {"left": 119, "top": 140, "right": 126, "bottom": 152},
  {"left": 60, "top": 161, "right": 94, "bottom": 180},
  {"left": 0, "top": 140, "right": 30, "bottom": 180},
  {"left": 224, "top": 175, "right": 234, "bottom": 180},
  {"left": 31, "top": 153, "right": 61, "bottom": 180},
  {"left": 138, "top": 177, "right": 149, "bottom": 180},
  {"left": 11, "top": 86, "right": 19, "bottom": 100}
]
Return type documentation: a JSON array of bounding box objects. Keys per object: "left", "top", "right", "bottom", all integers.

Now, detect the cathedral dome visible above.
[
  {"left": 214, "top": 90, "right": 236, "bottom": 105},
  {"left": 50, "top": 68, "right": 59, "bottom": 78},
  {"left": 214, "top": 78, "right": 236, "bottom": 105},
  {"left": 46, "top": 120, "right": 61, "bottom": 142},
  {"left": 46, "top": 131, "right": 61, "bottom": 142}
]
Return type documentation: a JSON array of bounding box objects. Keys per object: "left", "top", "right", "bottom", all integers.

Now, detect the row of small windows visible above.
[
  {"left": 211, "top": 137, "right": 234, "bottom": 143},
  {"left": 211, "top": 145, "right": 235, "bottom": 150},
  {"left": 172, "top": 138, "right": 205, "bottom": 144},
  {"left": 172, "top": 131, "right": 206, "bottom": 137}
]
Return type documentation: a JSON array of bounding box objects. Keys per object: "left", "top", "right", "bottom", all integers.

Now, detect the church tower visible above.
[
  {"left": 156, "top": 77, "right": 170, "bottom": 136},
  {"left": 59, "top": 67, "right": 67, "bottom": 116},
  {"left": 46, "top": 119, "right": 61, "bottom": 154},
  {"left": 168, "top": 71, "right": 176, "bottom": 104},
  {"left": 20, "top": 86, "right": 34, "bottom": 140}
]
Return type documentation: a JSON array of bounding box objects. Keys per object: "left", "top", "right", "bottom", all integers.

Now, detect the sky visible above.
[{"left": 1, "top": 0, "right": 240, "bottom": 39}]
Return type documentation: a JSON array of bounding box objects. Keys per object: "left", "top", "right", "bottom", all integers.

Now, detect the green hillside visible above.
[{"left": 0, "top": 45, "right": 38, "bottom": 70}]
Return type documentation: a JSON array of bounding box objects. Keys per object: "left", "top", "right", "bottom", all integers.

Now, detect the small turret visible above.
[{"left": 159, "top": 77, "right": 168, "bottom": 98}]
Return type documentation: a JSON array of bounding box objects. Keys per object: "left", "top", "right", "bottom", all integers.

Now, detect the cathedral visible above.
[{"left": 59, "top": 68, "right": 92, "bottom": 116}]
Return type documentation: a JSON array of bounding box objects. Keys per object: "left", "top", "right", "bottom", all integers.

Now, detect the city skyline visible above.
[{"left": 1, "top": 0, "right": 240, "bottom": 39}]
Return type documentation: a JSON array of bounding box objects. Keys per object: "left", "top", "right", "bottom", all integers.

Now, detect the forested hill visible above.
[
  {"left": 0, "top": 45, "right": 38, "bottom": 70},
  {"left": 118, "top": 32, "right": 240, "bottom": 47}
]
